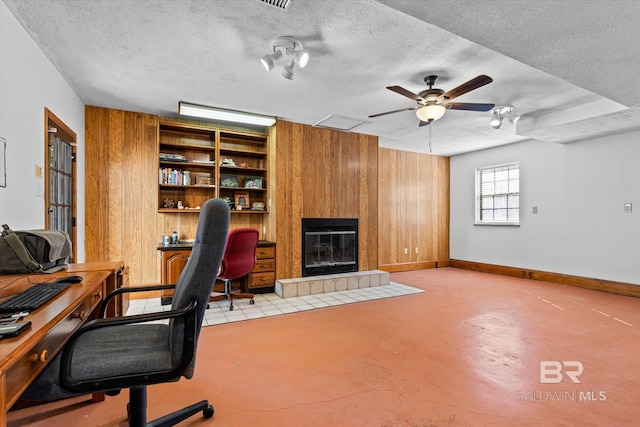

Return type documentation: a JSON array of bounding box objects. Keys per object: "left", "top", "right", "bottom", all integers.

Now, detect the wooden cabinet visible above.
[
  {"left": 157, "top": 242, "right": 276, "bottom": 303},
  {"left": 159, "top": 247, "right": 191, "bottom": 304},
  {"left": 158, "top": 121, "right": 269, "bottom": 214},
  {"left": 248, "top": 243, "right": 276, "bottom": 291}
]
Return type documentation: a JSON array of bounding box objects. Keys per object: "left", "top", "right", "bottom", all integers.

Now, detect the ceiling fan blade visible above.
[
  {"left": 447, "top": 102, "right": 495, "bottom": 112},
  {"left": 387, "top": 85, "right": 423, "bottom": 101},
  {"left": 442, "top": 75, "right": 493, "bottom": 101},
  {"left": 368, "top": 106, "right": 417, "bottom": 118},
  {"left": 418, "top": 120, "right": 431, "bottom": 127}
]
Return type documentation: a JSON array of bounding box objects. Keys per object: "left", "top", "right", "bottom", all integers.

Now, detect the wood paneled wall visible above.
[
  {"left": 377, "top": 148, "right": 450, "bottom": 271},
  {"left": 85, "top": 109, "right": 449, "bottom": 284},
  {"left": 86, "top": 107, "right": 275, "bottom": 285},
  {"left": 85, "top": 106, "right": 158, "bottom": 285},
  {"left": 275, "top": 120, "right": 378, "bottom": 279}
]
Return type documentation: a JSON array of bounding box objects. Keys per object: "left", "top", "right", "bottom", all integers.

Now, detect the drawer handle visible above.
[
  {"left": 260, "top": 264, "right": 268, "bottom": 268},
  {"left": 259, "top": 251, "right": 268, "bottom": 255},
  {"left": 31, "top": 350, "right": 48, "bottom": 364},
  {"left": 260, "top": 278, "right": 268, "bottom": 282},
  {"left": 72, "top": 310, "right": 86, "bottom": 320}
]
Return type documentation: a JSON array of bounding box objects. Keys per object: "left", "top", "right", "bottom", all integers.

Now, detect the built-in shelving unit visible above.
[{"left": 158, "top": 121, "right": 269, "bottom": 214}]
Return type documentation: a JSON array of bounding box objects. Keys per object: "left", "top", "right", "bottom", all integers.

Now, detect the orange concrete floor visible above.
[{"left": 7, "top": 268, "right": 640, "bottom": 426}]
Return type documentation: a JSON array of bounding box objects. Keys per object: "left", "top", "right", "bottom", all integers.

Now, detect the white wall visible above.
[
  {"left": 0, "top": 1, "right": 86, "bottom": 260},
  {"left": 450, "top": 131, "right": 640, "bottom": 285}
]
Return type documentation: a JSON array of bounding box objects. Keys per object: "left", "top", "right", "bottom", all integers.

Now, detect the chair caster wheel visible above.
[
  {"left": 203, "top": 404, "right": 214, "bottom": 418},
  {"left": 250, "top": 299, "right": 255, "bottom": 305}
]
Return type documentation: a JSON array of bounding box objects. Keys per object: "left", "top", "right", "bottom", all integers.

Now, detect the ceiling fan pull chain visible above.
[{"left": 429, "top": 124, "right": 432, "bottom": 154}]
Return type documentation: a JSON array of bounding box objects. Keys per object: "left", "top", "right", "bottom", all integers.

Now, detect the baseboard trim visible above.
[
  {"left": 450, "top": 259, "right": 640, "bottom": 298},
  {"left": 378, "top": 261, "right": 439, "bottom": 273}
]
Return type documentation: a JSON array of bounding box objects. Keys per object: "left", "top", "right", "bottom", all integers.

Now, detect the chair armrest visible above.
[
  {"left": 99, "top": 283, "right": 177, "bottom": 318},
  {"left": 60, "top": 300, "right": 198, "bottom": 393}
]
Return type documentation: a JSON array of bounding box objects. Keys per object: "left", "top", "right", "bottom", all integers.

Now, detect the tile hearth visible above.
[
  {"left": 126, "top": 281, "right": 422, "bottom": 327},
  {"left": 275, "top": 270, "right": 391, "bottom": 298}
]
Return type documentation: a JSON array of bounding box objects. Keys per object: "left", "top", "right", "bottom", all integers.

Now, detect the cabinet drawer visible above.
[
  {"left": 255, "top": 246, "right": 275, "bottom": 259},
  {"left": 248, "top": 272, "right": 275, "bottom": 289},
  {"left": 5, "top": 289, "right": 102, "bottom": 406},
  {"left": 252, "top": 258, "right": 275, "bottom": 273}
]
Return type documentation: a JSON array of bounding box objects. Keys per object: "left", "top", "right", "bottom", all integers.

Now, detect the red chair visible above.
[{"left": 209, "top": 228, "right": 259, "bottom": 310}]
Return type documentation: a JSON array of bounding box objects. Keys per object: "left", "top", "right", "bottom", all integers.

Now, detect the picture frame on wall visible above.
[{"left": 234, "top": 191, "right": 249, "bottom": 210}]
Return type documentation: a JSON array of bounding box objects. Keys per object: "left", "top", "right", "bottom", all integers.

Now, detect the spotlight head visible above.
[
  {"left": 504, "top": 110, "right": 521, "bottom": 124},
  {"left": 260, "top": 50, "right": 282, "bottom": 71},
  {"left": 490, "top": 113, "right": 502, "bottom": 129},
  {"left": 281, "top": 58, "right": 296, "bottom": 80},
  {"left": 289, "top": 49, "right": 309, "bottom": 68}
]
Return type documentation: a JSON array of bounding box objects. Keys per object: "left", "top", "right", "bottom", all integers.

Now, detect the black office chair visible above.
[{"left": 21, "top": 198, "right": 230, "bottom": 426}]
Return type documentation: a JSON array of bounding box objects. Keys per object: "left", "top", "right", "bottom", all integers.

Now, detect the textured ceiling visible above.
[{"left": 4, "top": 0, "right": 640, "bottom": 156}]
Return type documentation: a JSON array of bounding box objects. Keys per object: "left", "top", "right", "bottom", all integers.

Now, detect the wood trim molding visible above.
[
  {"left": 378, "top": 261, "right": 438, "bottom": 273},
  {"left": 450, "top": 259, "right": 640, "bottom": 298}
]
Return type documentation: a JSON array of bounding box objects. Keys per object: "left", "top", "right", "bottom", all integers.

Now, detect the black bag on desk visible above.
[{"left": 0, "top": 224, "right": 72, "bottom": 274}]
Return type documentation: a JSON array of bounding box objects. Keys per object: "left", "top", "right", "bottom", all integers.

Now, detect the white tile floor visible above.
[{"left": 126, "top": 282, "right": 423, "bottom": 326}]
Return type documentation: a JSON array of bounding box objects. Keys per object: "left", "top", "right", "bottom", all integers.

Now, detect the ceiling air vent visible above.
[
  {"left": 260, "top": 0, "right": 294, "bottom": 10},
  {"left": 313, "top": 114, "right": 371, "bottom": 133}
]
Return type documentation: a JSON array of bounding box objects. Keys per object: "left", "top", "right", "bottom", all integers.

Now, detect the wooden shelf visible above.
[{"left": 159, "top": 120, "right": 269, "bottom": 214}]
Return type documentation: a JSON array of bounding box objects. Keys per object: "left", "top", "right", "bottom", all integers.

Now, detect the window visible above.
[{"left": 475, "top": 162, "right": 519, "bottom": 225}]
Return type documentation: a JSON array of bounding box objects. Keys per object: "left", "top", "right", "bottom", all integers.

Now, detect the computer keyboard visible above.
[{"left": 0, "top": 282, "right": 71, "bottom": 312}]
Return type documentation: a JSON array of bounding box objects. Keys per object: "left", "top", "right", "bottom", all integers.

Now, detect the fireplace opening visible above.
[{"left": 302, "top": 218, "right": 358, "bottom": 277}]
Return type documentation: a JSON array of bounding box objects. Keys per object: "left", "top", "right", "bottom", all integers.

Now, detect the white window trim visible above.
[{"left": 474, "top": 161, "right": 520, "bottom": 226}]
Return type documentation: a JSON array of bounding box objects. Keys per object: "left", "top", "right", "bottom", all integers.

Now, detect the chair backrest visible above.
[
  {"left": 217, "top": 228, "right": 260, "bottom": 281},
  {"left": 171, "top": 198, "right": 230, "bottom": 377}
]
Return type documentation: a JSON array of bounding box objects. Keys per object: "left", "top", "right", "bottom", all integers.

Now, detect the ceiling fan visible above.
[{"left": 369, "top": 75, "right": 495, "bottom": 126}]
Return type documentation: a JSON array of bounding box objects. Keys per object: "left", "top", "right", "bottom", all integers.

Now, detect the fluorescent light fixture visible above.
[
  {"left": 416, "top": 104, "right": 446, "bottom": 122},
  {"left": 178, "top": 102, "right": 275, "bottom": 127}
]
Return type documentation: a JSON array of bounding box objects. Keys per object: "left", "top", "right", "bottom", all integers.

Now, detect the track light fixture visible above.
[
  {"left": 490, "top": 106, "right": 520, "bottom": 129},
  {"left": 261, "top": 36, "right": 309, "bottom": 80}
]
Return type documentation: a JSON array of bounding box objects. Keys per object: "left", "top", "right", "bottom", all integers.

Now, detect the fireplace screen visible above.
[{"left": 302, "top": 218, "right": 358, "bottom": 277}]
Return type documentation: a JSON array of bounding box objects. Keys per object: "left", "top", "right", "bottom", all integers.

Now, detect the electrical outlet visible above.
[
  {"left": 415, "top": 247, "right": 418, "bottom": 253},
  {"left": 532, "top": 206, "right": 538, "bottom": 214},
  {"left": 624, "top": 203, "right": 632, "bottom": 213},
  {"left": 404, "top": 248, "right": 408, "bottom": 254}
]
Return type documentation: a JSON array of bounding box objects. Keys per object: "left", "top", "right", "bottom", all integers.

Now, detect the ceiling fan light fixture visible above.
[{"left": 416, "top": 104, "right": 446, "bottom": 122}]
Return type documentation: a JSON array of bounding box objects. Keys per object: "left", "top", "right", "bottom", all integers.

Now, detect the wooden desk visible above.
[
  {"left": 0, "top": 270, "right": 109, "bottom": 426},
  {"left": 67, "top": 262, "right": 129, "bottom": 317}
]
